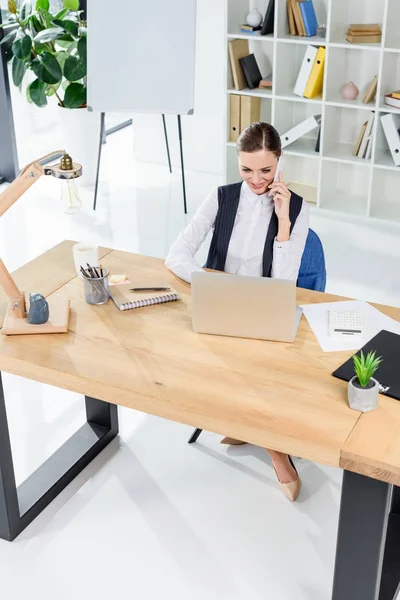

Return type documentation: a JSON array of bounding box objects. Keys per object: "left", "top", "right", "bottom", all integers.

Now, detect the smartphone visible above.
[{"left": 267, "top": 155, "right": 284, "bottom": 198}]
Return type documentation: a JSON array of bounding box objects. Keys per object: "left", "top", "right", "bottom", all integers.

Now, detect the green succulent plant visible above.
[
  {"left": 0, "top": 0, "right": 86, "bottom": 108},
  {"left": 353, "top": 350, "right": 382, "bottom": 388}
]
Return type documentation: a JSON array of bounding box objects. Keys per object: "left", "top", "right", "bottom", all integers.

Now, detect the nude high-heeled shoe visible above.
[
  {"left": 220, "top": 437, "right": 246, "bottom": 445},
  {"left": 274, "top": 456, "right": 301, "bottom": 502}
]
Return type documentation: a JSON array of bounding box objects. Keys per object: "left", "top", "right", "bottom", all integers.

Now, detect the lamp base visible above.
[{"left": 2, "top": 295, "right": 70, "bottom": 335}]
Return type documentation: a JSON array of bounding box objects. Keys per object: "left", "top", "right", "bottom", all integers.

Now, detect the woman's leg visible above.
[{"left": 266, "top": 449, "right": 298, "bottom": 484}]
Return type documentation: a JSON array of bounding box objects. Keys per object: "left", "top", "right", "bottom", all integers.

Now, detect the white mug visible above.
[{"left": 73, "top": 243, "right": 99, "bottom": 278}]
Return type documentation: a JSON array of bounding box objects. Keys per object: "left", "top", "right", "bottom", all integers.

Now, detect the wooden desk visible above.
[{"left": 0, "top": 242, "right": 399, "bottom": 600}]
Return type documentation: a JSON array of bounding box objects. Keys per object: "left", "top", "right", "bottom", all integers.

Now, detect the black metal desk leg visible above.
[
  {"left": 93, "top": 111, "right": 106, "bottom": 211},
  {"left": 188, "top": 428, "right": 203, "bottom": 444},
  {"left": 162, "top": 114, "right": 172, "bottom": 173},
  {"left": 0, "top": 372, "right": 118, "bottom": 541},
  {"left": 177, "top": 115, "right": 187, "bottom": 214},
  {"left": 332, "top": 470, "right": 400, "bottom": 600}
]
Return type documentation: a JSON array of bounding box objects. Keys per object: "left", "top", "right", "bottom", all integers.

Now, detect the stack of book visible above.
[
  {"left": 287, "top": 0, "right": 318, "bottom": 37},
  {"left": 294, "top": 45, "right": 326, "bottom": 99},
  {"left": 240, "top": 24, "right": 262, "bottom": 35},
  {"left": 384, "top": 90, "right": 400, "bottom": 109},
  {"left": 353, "top": 112, "right": 375, "bottom": 160},
  {"left": 346, "top": 24, "right": 382, "bottom": 44}
]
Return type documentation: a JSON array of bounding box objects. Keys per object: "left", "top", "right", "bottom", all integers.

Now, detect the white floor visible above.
[{"left": 1, "top": 126, "right": 400, "bottom": 600}]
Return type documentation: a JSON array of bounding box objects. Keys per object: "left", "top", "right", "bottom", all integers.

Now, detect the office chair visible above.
[{"left": 187, "top": 228, "right": 327, "bottom": 444}]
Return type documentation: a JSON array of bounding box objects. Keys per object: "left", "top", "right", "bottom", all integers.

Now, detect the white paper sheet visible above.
[{"left": 301, "top": 300, "right": 400, "bottom": 352}]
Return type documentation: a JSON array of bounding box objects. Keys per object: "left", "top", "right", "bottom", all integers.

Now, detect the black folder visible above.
[{"left": 332, "top": 330, "right": 400, "bottom": 401}]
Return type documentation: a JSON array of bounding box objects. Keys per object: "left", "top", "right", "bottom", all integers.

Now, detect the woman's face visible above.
[{"left": 238, "top": 150, "right": 279, "bottom": 196}]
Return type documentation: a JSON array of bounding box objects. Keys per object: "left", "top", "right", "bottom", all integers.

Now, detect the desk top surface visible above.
[{"left": 1, "top": 241, "right": 399, "bottom": 486}]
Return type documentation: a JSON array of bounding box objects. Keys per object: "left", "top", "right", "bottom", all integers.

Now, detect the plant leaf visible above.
[
  {"left": 20, "top": 0, "right": 32, "bottom": 20},
  {"left": 6, "top": 45, "right": 14, "bottom": 62},
  {"left": 63, "top": 54, "right": 85, "bottom": 81},
  {"left": 55, "top": 50, "right": 68, "bottom": 71},
  {"left": 64, "top": 0, "right": 80, "bottom": 10},
  {"left": 36, "top": 0, "right": 50, "bottom": 10},
  {"left": 7, "top": 0, "right": 17, "bottom": 15},
  {"left": 31, "top": 51, "right": 62, "bottom": 84},
  {"left": 63, "top": 81, "right": 86, "bottom": 108},
  {"left": 33, "top": 27, "right": 64, "bottom": 43},
  {"left": 26, "top": 81, "right": 33, "bottom": 103},
  {"left": 53, "top": 8, "right": 69, "bottom": 20},
  {"left": 29, "top": 14, "right": 44, "bottom": 35},
  {"left": 45, "top": 80, "right": 61, "bottom": 96},
  {"left": 77, "top": 35, "right": 86, "bottom": 62},
  {"left": 12, "top": 35, "right": 32, "bottom": 60},
  {"left": 0, "top": 28, "right": 17, "bottom": 47},
  {"left": 38, "top": 8, "right": 54, "bottom": 29},
  {"left": 29, "top": 78, "right": 47, "bottom": 106},
  {"left": 12, "top": 56, "right": 27, "bottom": 87},
  {"left": 52, "top": 18, "right": 79, "bottom": 36}
]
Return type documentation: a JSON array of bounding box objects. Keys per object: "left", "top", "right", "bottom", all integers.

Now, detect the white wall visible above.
[{"left": 132, "top": 0, "right": 226, "bottom": 176}]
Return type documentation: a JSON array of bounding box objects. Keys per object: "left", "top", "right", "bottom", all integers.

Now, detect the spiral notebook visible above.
[{"left": 110, "top": 283, "right": 179, "bottom": 311}]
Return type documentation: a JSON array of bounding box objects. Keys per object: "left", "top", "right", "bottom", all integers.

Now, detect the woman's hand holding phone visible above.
[{"left": 269, "top": 171, "right": 291, "bottom": 223}]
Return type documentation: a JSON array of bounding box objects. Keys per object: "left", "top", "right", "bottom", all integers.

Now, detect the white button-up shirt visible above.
[{"left": 165, "top": 181, "right": 310, "bottom": 283}]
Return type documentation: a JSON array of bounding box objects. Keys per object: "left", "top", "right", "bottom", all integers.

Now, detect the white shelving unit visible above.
[{"left": 224, "top": 0, "right": 400, "bottom": 222}]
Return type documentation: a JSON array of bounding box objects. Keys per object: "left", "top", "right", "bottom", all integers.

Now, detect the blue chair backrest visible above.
[{"left": 297, "top": 229, "right": 326, "bottom": 292}]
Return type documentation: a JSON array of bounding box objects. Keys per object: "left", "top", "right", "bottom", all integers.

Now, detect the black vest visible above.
[{"left": 205, "top": 182, "right": 303, "bottom": 277}]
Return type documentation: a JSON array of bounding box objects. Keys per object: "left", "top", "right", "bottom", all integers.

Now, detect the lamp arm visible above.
[
  {"left": 0, "top": 149, "right": 66, "bottom": 219},
  {"left": 0, "top": 150, "right": 64, "bottom": 320}
]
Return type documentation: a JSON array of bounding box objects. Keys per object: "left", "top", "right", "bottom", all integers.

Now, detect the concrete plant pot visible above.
[{"left": 348, "top": 376, "right": 379, "bottom": 412}]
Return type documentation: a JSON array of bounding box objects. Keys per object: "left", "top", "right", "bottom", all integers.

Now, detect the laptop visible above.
[{"left": 191, "top": 271, "right": 303, "bottom": 342}]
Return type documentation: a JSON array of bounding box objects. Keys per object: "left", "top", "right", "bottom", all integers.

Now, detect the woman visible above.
[{"left": 165, "top": 122, "right": 309, "bottom": 501}]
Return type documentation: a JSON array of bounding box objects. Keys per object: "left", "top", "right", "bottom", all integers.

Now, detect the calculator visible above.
[{"left": 329, "top": 310, "right": 364, "bottom": 337}]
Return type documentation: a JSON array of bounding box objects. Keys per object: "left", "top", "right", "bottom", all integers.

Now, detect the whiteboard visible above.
[{"left": 87, "top": 0, "right": 197, "bottom": 115}]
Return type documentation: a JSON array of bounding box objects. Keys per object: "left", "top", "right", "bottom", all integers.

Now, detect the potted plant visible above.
[
  {"left": 1, "top": 0, "right": 100, "bottom": 186},
  {"left": 348, "top": 350, "right": 383, "bottom": 412}
]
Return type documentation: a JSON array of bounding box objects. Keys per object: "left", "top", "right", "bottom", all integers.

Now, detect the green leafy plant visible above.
[
  {"left": 353, "top": 350, "right": 382, "bottom": 388},
  {"left": 0, "top": 0, "right": 86, "bottom": 108}
]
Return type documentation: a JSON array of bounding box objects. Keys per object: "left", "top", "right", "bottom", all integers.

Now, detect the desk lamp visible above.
[{"left": 0, "top": 151, "right": 82, "bottom": 336}]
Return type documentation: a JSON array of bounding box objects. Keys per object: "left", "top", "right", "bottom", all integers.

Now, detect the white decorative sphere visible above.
[{"left": 246, "top": 8, "right": 263, "bottom": 27}]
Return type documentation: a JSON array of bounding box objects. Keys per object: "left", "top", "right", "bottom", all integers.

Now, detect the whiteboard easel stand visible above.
[{"left": 92, "top": 113, "right": 188, "bottom": 214}]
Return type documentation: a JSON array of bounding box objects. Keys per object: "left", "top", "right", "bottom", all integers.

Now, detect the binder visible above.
[
  {"left": 240, "top": 96, "right": 261, "bottom": 131},
  {"left": 357, "top": 111, "right": 375, "bottom": 158},
  {"left": 294, "top": 45, "right": 318, "bottom": 97},
  {"left": 303, "top": 46, "right": 325, "bottom": 99},
  {"left": 380, "top": 113, "right": 400, "bottom": 166},
  {"left": 229, "top": 95, "right": 241, "bottom": 142},
  {"left": 299, "top": 0, "right": 317, "bottom": 37},
  {"left": 315, "top": 126, "right": 321, "bottom": 152},
  {"left": 228, "top": 39, "right": 249, "bottom": 91},
  {"left": 280, "top": 114, "right": 321, "bottom": 148}
]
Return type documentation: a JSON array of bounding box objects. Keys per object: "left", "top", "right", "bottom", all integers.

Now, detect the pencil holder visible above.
[{"left": 82, "top": 268, "right": 110, "bottom": 305}]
